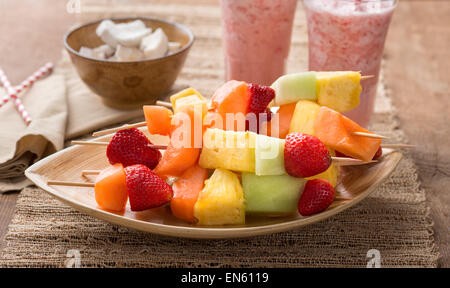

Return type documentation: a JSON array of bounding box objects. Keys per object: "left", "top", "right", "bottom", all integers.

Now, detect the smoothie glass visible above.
[
  {"left": 304, "top": 0, "right": 397, "bottom": 127},
  {"left": 220, "top": 0, "right": 298, "bottom": 86}
]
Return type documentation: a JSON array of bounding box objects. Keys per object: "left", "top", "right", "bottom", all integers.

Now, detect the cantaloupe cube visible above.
[{"left": 314, "top": 107, "right": 382, "bottom": 162}]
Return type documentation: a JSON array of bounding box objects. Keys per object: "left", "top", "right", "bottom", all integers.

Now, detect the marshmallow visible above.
[
  {"left": 79, "top": 44, "right": 116, "bottom": 60},
  {"left": 96, "top": 19, "right": 151, "bottom": 48},
  {"left": 96, "top": 19, "right": 118, "bottom": 47},
  {"left": 140, "top": 28, "right": 169, "bottom": 59},
  {"left": 93, "top": 44, "right": 115, "bottom": 58},
  {"left": 168, "top": 42, "right": 182, "bottom": 54},
  {"left": 115, "top": 44, "right": 144, "bottom": 61},
  {"left": 79, "top": 47, "right": 93, "bottom": 58}
]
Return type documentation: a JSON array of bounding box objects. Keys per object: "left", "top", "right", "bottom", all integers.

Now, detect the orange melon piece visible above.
[
  {"left": 154, "top": 106, "right": 202, "bottom": 178},
  {"left": 202, "top": 111, "right": 223, "bottom": 131},
  {"left": 211, "top": 80, "right": 249, "bottom": 129},
  {"left": 94, "top": 164, "right": 128, "bottom": 212},
  {"left": 261, "top": 103, "right": 296, "bottom": 138},
  {"left": 143, "top": 105, "right": 173, "bottom": 136},
  {"left": 314, "top": 107, "right": 382, "bottom": 162},
  {"left": 275, "top": 103, "right": 296, "bottom": 138},
  {"left": 170, "top": 165, "right": 208, "bottom": 223}
]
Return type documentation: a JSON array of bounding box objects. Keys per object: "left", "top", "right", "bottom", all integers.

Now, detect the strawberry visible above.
[
  {"left": 106, "top": 128, "right": 161, "bottom": 169},
  {"left": 246, "top": 83, "right": 275, "bottom": 114},
  {"left": 284, "top": 132, "right": 331, "bottom": 178},
  {"left": 246, "top": 107, "right": 273, "bottom": 133},
  {"left": 298, "top": 179, "right": 335, "bottom": 216},
  {"left": 124, "top": 164, "right": 173, "bottom": 211},
  {"left": 336, "top": 146, "right": 382, "bottom": 160}
]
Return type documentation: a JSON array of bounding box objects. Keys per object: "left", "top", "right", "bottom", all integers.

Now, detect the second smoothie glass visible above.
[
  {"left": 304, "top": 0, "right": 397, "bottom": 127},
  {"left": 220, "top": 0, "right": 298, "bottom": 86}
]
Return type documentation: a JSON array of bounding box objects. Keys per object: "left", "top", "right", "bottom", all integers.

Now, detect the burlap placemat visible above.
[{"left": 0, "top": 1, "right": 439, "bottom": 267}]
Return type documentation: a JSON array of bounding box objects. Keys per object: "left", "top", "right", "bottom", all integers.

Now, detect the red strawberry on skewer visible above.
[
  {"left": 124, "top": 164, "right": 173, "bottom": 211},
  {"left": 106, "top": 128, "right": 162, "bottom": 169},
  {"left": 298, "top": 179, "right": 335, "bottom": 216},
  {"left": 284, "top": 132, "right": 332, "bottom": 178},
  {"left": 246, "top": 84, "right": 275, "bottom": 133},
  {"left": 246, "top": 83, "right": 275, "bottom": 114}
]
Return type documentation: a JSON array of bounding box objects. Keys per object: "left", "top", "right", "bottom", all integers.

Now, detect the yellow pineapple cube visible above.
[
  {"left": 173, "top": 94, "right": 208, "bottom": 115},
  {"left": 170, "top": 87, "right": 205, "bottom": 113},
  {"left": 194, "top": 168, "right": 245, "bottom": 225},
  {"left": 289, "top": 100, "right": 321, "bottom": 136},
  {"left": 316, "top": 71, "right": 362, "bottom": 113},
  {"left": 306, "top": 161, "right": 339, "bottom": 187},
  {"left": 199, "top": 128, "right": 256, "bottom": 172}
]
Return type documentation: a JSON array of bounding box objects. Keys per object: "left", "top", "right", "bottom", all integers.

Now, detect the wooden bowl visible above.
[
  {"left": 25, "top": 129, "right": 402, "bottom": 239},
  {"left": 64, "top": 17, "right": 194, "bottom": 109}
]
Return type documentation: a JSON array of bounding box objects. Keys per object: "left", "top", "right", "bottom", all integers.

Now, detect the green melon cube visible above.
[
  {"left": 255, "top": 135, "right": 286, "bottom": 176},
  {"left": 271, "top": 72, "right": 317, "bottom": 106},
  {"left": 242, "top": 173, "right": 306, "bottom": 215}
]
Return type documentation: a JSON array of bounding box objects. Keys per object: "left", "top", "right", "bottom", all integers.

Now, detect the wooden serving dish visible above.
[{"left": 25, "top": 131, "right": 402, "bottom": 239}]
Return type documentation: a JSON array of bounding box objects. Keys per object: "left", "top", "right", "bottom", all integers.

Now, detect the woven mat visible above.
[{"left": 0, "top": 1, "right": 439, "bottom": 267}]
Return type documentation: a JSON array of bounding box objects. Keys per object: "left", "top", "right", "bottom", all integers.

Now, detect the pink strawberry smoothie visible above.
[
  {"left": 304, "top": 0, "right": 397, "bottom": 127},
  {"left": 220, "top": 0, "right": 297, "bottom": 86}
]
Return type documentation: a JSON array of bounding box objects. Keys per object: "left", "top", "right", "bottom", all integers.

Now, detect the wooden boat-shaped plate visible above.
[{"left": 25, "top": 132, "right": 402, "bottom": 239}]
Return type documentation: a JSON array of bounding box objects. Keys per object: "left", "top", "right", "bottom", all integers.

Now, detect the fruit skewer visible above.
[
  {"left": 71, "top": 140, "right": 167, "bottom": 150},
  {"left": 73, "top": 139, "right": 375, "bottom": 167},
  {"left": 48, "top": 163, "right": 173, "bottom": 212},
  {"left": 92, "top": 73, "right": 374, "bottom": 137}
]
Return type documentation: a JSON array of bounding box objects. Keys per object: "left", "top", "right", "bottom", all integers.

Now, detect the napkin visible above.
[{"left": 0, "top": 52, "right": 146, "bottom": 193}]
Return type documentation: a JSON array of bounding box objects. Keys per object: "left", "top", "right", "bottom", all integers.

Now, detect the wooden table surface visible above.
[{"left": 0, "top": 0, "right": 448, "bottom": 267}]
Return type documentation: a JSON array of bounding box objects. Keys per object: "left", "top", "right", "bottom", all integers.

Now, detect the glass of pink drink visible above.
[
  {"left": 220, "top": 0, "right": 298, "bottom": 86},
  {"left": 304, "top": 0, "right": 397, "bottom": 127}
]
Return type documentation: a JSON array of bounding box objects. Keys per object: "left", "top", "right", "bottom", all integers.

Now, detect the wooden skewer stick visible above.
[
  {"left": 71, "top": 140, "right": 110, "bottom": 146},
  {"left": 156, "top": 100, "right": 173, "bottom": 108},
  {"left": 92, "top": 122, "right": 146, "bottom": 137},
  {"left": 381, "top": 144, "right": 415, "bottom": 149},
  {"left": 352, "top": 131, "right": 387, "bottom": 139},
  {"left": 360, "top": 75, "right": 375, "bottom": 81},
  {"left": 71, "top": 140, "right": 167, "bottom": 150},
  {"left": 331, "top": 157, "right": 377, "bottom": 166},
  {"left": 47, "top": 180, "right": 95, "bottom": 187},
  {"left": 156, "top": 100, "right": 215, "bottom": 111},
  {"left": 82, "top": 170, "right": 101, "bottom": 176}
]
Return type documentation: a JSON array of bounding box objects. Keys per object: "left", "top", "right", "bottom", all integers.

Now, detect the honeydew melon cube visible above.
[
  {"left": 271, "top": 72, "right": 317, "bottom": 106},
  {"left": 255, "top": 135, "right": 286, "bottom": 176},
  {"left": 242, "top": 173, "right": 306, "bottom": 215}
]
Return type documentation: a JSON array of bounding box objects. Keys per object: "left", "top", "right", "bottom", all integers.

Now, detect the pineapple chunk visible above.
[
  {"left": 316, "top": 71, "right": 361, "bottom": 113},
  {"left": 174, "top": 94, "right": 208, "bottom": 115},
  {"left": 199, "top": 128, "right": 256, "bottom": 172},
  {"left": 170, "top": 87, "right": 205, "bottom": 113},
  {"left": 307, "top": 163, "right": 339, "bottom": 188},
  {"left": 288, "top": 102, "right": 339, "bottom": 186},
  {"left": 194, "top": 169, "right": 245, "bottom": 225},
  {"left": 289, "top": 100, "right": 321, "bottom": 136}
]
